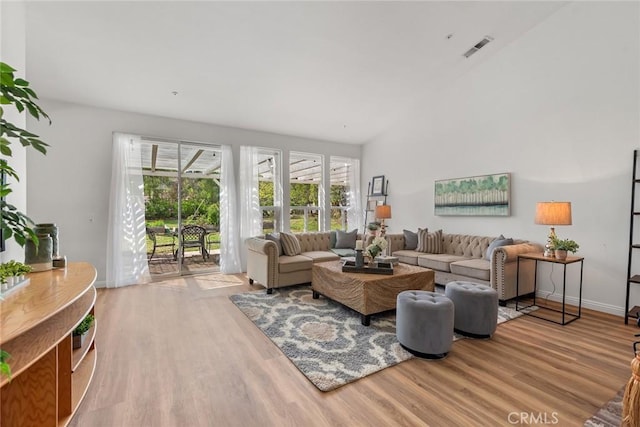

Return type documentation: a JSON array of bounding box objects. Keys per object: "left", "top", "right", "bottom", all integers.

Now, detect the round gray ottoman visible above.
[
  {"left": 396, "top": 290, "right": 454, "bottom": 359},
  {"left": 444, "top": 281, "right": 498, "bottom": 338}
]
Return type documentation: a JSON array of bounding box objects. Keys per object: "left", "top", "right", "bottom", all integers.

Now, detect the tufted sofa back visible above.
[
  {"left": 387, "top": 232, "right": 496, "bottom": 259},
  {"left": 442, "top": 234, "right": 495, "bottom": 258},
  {"left": 295, "top": 232, "right": 333, "bottom": 252},
  {"left": 289, "top": 231, "right": 367, "bottom": 253}
]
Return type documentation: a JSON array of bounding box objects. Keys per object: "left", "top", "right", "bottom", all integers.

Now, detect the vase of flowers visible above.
[{"left": 366, "top": 236, "right": 388, "bottom": 260}]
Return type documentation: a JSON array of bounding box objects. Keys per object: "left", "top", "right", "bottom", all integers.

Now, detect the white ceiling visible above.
[{"left": 24, "top": 1, "right": 566, "bottom": 144}]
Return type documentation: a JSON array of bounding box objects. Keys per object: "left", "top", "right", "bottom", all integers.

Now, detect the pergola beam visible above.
[
  {"left": 151, "top": 144, "right": 158, "bottom": 172},
  {"left": 182, "top": 149, "right": 204, "bottom": 173}
]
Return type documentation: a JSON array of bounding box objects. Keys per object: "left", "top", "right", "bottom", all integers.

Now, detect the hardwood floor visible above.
[{"left": 70, "top": 273, "right": 637, "bottom": 427}]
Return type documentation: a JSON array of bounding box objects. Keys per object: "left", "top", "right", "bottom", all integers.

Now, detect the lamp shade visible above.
[
  {"left": 535, "top": 202, "right": 572, "bottom": 225},
  {"left": 375, "top": 204, "right": 392, "bottom": 220}
]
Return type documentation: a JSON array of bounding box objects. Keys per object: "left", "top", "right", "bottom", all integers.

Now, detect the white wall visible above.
[
  {"left": 0, "top": 2, "right": 27, "bottom": 263},
  {"left": 362, "top": 2, "right": 640, "bottom": 316},
  {"left": 26, "top": 100, "right": 360, "bottom": 285}
]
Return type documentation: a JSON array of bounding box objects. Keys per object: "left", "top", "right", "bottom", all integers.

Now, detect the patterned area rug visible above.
[
  {"left": 230, "top": 285, "right": 527, "bottom": 392},
  {"left": 584, "top": 387, "right": 623, "bottom": 426}
]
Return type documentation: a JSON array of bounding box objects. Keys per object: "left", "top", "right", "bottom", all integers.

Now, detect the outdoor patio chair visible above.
[
  {"left": 177, "top": 225, "right": 209, "bottom": 262},
  {"left": 146, "top": 228, "right": 176, "bottom": 261}
]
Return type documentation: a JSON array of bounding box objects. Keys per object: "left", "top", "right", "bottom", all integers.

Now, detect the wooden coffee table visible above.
[{"left": 311, "top": 260, "right": 435, "bottom": 326}]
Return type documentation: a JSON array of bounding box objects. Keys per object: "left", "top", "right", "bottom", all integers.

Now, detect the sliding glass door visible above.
[{"left": 140, "top": 139, "right": 221, "bottom": 277}]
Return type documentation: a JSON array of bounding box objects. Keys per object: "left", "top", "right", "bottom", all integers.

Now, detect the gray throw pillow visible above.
[
  {"left": 330, "top": 230, "right": 337, "bottom": 249},
  {"left": 403, "top": 229, "right": 418, "bottom": 250},
  {"left": 335, "top": 229, "right": 357, "bottom": 249},
  {"left": 265, "top": 233, "right": 284, "bottom": 256},
  {"left": 485, "top": 236, "right": 514, "bottom": 260}
]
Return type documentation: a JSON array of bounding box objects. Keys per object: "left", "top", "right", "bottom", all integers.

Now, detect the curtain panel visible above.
[
  {"left": 239, "top": 146, "right": 263, "bottom": 271},
  {"left": 106, "top": 133, "right": 151, "bottom": 287},
  {"left": 219, "top": 145, "right": 242, "bottom": 273}
]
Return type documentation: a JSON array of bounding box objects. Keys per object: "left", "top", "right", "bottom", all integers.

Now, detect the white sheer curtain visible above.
[
  {"left": 239, "top": 146, "right": 263, "bottom": 271},
  {"left": 106, "top": 133, "right": 151, "bottom": 288},
  {"left": 219, "top": 145, "right": 242, "bottom": 273},
  {"left": 346, "top": 158, "right": 363, "bottom": 232},
  {"left": 271, "top": 151, "right": 284, "bottom": 231}
]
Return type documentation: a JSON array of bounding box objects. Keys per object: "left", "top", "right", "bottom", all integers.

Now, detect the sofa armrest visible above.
[
  {"left": 491, "top": 242, "right": 544, "bottom": 301},
  {"left": 245, "top": 237, "right": 279, "bottom": 288},
  {"left": 246, "top": 236, "right": 276, "bottom": 255},
  {"left": 493, "top": 243, "right": 543, "bottom": 263}
]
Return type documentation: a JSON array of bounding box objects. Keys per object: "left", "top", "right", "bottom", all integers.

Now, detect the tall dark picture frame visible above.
[{"left": 371, "top": 175, "right": 385, "bottom": 196}]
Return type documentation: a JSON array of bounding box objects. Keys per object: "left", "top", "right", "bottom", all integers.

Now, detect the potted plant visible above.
[
  {"left": 367, "top": 222, "right": 380, "bottom": 231},
  {"left": 1, "top": 62, "right": 50, "bottom": 249},
  {"left": 551, "top": 237, "right": 579, "bottom": 260},
  {"left": 0, "top": 62, "right": 51, "bottom": 384},
  {"left": 0, "top": 260, "right": 31, "bottom": 292},
  {"left": 73, "top": 314, "right": 95, "bottom": 349}
]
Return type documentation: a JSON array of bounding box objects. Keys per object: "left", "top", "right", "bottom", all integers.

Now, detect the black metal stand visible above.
[{"left": 516, "top": 253, "right": 584, "bottom": 325}]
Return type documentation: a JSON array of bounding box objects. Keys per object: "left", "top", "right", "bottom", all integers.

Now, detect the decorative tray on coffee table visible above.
[{"left": 341, "top": 260, "right": 394, "bottom": 275}]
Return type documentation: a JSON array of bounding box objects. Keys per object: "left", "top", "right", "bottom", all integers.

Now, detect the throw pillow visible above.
[
  {"left": 485, "top": 236, "right": 514, "bottom": 260},
  {"left": 335, "top": 229, "right": 357, "bottom": 249},
  {"left": 403, "top": 229, "right": 418, "bottom": 250},
  {"left": 265, "top": 233, "right": 284, "bottom": 256},
  {"left": 330, "top": 230, "right": 337, "bottom": 249},
  {"left": 280, "top": 232, "right": 302, "bottom": 256},
  {"left": 415, "top": 228, "right": 429, "bottom": 252},
  {"left": 417, "top": 228, "right": 443, "bottom": 254}
]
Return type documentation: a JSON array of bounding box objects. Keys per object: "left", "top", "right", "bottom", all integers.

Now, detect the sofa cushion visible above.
[
  {"left": 330, "top": 230, "right": 337, "bottom": 248},
  {"left": 485, "top": 236, "right": 514, "bottom": 260},
  {"left": 403, "top": 229, "right": 418, "bottom": 250},
  {"left": 335, "top": 229, "right": 357, "bottom": 249},
  {"left": 278, "top": 255, "right": 313, "bottom": 273},
  {"left": 417, "top": 229, "right": 443, "bottom": 254},
  {"left": 417, "top": 254, "right": 468, "bottom": 272},
  {"left": 265, "top": 232, "right": 284, "bottom": 256},
  {"left": 280, "top": 232, "right": 302, "bottom": 256},
  {"left": 393, "top": 250, "right": 420, "bottom": 265},
  {"left": 450, "top": 258, "right": 491, "bottom": 281},
  {"left": 331, "top": 248, "right": 356, "bottom": 257},
  {"left": 302, "top": 251, "right": 340, "bottom": 263}
]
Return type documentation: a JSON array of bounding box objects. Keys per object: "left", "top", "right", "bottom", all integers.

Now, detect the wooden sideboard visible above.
[{"left": 0, "top": 262, "right": 97, "bottom": 427}]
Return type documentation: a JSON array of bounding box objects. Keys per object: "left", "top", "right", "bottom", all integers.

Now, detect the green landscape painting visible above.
[{"left": 434, "top": 173, "right": 510, "bottom": 216}]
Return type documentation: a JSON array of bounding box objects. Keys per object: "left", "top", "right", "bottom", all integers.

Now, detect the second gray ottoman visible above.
[
  {"left": 396, "top": 290, "right": 454, "bottom": 359},
  {"left": 445, "top": 281, "right": 499, "bottom": 338}
]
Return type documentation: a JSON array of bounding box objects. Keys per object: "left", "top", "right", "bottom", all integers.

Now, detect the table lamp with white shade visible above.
[
  {"left": 375, "top": 204, "right": 392, "bottom": 237},
  {"left": 535, "top": 201, "right": 572, "bottom": 257}
]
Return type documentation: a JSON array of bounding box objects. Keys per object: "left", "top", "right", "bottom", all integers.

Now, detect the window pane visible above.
[
  {"left": 257, "top": 150, "right": 281, "bottom": 234},
  {"left": 330, "top": 156, "right": 360, "bottom": 231},
  {"left": 290, "top": 152, "right": 323, "bottom": 232}
]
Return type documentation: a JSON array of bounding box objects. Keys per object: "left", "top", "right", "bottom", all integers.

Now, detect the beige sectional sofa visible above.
[
  {"left": 245, "top": 230, "right": 543, "bottom": 304},
  {"left": 387, "top": 232, "right": 543, "bottom": 304},
  {"left": 245, "top": 231, "right": 363, "bottom": 294}
]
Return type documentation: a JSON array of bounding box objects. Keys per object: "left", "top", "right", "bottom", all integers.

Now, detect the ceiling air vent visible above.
[{"left": 463, "top": 36, "right": 494, "bottom": 58}]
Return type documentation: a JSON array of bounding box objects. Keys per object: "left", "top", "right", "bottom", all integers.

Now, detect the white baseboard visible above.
[{"left": 535, "top": 290, "right": 624, "bottom": 317}]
